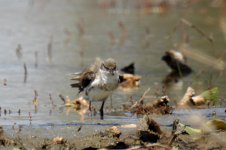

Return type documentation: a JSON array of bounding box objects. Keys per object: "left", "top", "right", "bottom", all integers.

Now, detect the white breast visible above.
[
  {"left": 100, "top": 70, "right": 119, "bottom": 90},
  {"left": 88, "top": 87, "right": 112, "bottom": 101},
  {"left": 86, "top": 69, "right": 119, "bottom": 101}
]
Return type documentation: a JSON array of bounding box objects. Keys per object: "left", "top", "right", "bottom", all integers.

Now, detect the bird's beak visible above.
[{"left": 110, "top": 70, "right": 114, "bottom": 75}]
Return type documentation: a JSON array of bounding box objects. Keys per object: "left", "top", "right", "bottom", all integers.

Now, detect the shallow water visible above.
[{"left": 0, "top": 0, "right": 226, "bottom": 127}]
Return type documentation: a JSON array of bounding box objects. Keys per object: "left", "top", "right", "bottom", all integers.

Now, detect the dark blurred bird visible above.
[{"left": 162, "top": 50, "right": 192, "bottom": 74}]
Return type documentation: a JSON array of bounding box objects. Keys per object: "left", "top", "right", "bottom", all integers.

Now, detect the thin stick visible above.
[
  {"left": 3, "top": 79, "right": 7, "bottom": 86},
  {"left": 59, "top": 94, "right": 66, "bottom": 104},
  {"left": 48, "top": 36, "right": 53, "bottom": 63},
  {"left": 138, "top": 88, "right": 150, "bottom": 104},
  {"left": 168, "top": 120, "right": 185, "bottom": 146},
  {"left": 34, "top": 90, "right": 38, "bottom": 98},
  {"left": 29, "top": 112, "right": 32, "bottom": 125},
  {"left": 180, "top": 45, "right": 225, "bottom": 71},
  {"left": 23, "top": 63, "right": 28, "bottom": 83},
  {"left": 118, "top": 21, "right": 128, "bottom": 46},
  {"left": 77, "top": 20, "right": 85, "bottom": 37},
  {"left": 16, "top": 44, "right": 22, "bottom": 60},
  {"left": 110, "top": 94, "right": 113, "bottom": 112},
  {"left": 180, "top": 18, "right": 214, "bottom": 44},
  {"left": 33, "top": 90, "right": 38, "bottom": 113},
  {"left": 49, "top": 93, "right": 56, "bottom": 107}
]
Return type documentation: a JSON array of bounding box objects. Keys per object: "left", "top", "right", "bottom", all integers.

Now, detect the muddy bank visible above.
[{"left": 1, "top": 115, "right": 226, "bottom": 150}]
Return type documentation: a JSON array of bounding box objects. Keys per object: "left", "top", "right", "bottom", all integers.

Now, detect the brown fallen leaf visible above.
[
  {"left": 178, "top": 87, "right": 219, "bottom": 108},
  {"left": 130, "top": 95, "right": 173, "bottom": 115},
  {"left": 137, "top": 115, "right": 162, "bottom": 143},
  {"left": 119, "top": 73, "right": 141, "bottom": 89},
  {"left": 206, "top": 119, "right": 226, "bottom": 131},
  {"left": 177, "top": 87, "right": 195, "bottom": 108}
]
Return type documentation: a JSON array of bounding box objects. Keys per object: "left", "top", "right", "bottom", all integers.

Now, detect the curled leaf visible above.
[
  {"left": 178, "top": 123, "right": 202, "bottom": 136},
  {"left": 206, "top": 119, "right": 226, "bottom": 131}
]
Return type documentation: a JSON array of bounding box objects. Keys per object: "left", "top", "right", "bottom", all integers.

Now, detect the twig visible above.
[
  {"left": 29, "top": 112, "right": 32, "bottom": 125},
  {"left": 3, "top": 79, "right": 7, "bottom": 86},
  {"left": 166, "top": 20, "right": 180, "bottom": 40},
  {"left": 16, "top": 44, "right": 22, "bottom": 60},
  {"left": 18, "top": 109, "right": 21, "bottom": 116},
  {"left": 59, "top": 94, "right": 66, "bottom": 103},
  {"left": 77, "top": 19, "right": 85, "bottom": 37},
  {"left": 138, "top": 88, "right": 150, "bottom": 104},
  {"left": 48, "top": 36, "right": 53, "bottom": 63},
  {"left": 49, "top": 93, "right": 56, "bottom": 107},
  {"left": 77, "top": 125, "right": 82, "bottom": 132},
  {"left": 23, "top": 63, "right": 28, "bottom": 83},
  {"left": 34, "top": 90, "right": 38, "bottom": 98},
  {"left": 118, "top": 21, "right": 128, "bottom": 46},
  {"left": 33, "top": 90, "right": 39, "bottom": 113},
  {"left": 180, "top": 18, "right": 214, "bottom": 44},
  {"left": 168, "top": 119, "right": 185, "bottom": 146}
]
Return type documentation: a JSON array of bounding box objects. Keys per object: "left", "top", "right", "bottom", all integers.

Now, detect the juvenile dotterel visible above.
[{"left": 70, "top": 58, "right": 120, "bottom": 120}]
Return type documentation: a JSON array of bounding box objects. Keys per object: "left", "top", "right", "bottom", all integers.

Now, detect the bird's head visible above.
[{"left": 100, "top": 58, "right": 117, "bottom": 76}]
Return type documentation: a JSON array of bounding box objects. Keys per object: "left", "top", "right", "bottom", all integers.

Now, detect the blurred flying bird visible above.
[{"left": 162, "top": 50, "right": 192, "bottom": 74}]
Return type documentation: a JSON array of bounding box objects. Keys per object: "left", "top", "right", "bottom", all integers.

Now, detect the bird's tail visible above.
[
  {"left": 70, "top": 83, "right": 80, "bottom": 88},
  {"left": 66, "top": 72, "right": 82, "bottom": 80}
]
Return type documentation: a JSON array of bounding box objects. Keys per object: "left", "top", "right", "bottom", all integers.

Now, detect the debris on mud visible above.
[
  {"left": 137, "top": 115, "right": 162, "bottom": 143},
  {"left": 119, "top": 63, "right": 141, "bottom": 90},
  {"left": 178, "top": 87, "right": 219, "bottom": 108},
  {"left": 0, "top": 126, "right": 15, "bottom": 147},
  {"left": 119, "top": 73, "right": 141, "bottom": 89},
  {"left": 178, "top": 86, "right": 195, "bottom": 107},
  {"left": 0, "top": 115, "right": 226, "bottom": 149},
  {"left": 130, "top": 94, "right": 173, "bottom": 115}
]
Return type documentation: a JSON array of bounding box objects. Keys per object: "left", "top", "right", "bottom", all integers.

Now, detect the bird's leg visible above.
[
  {"left": 110, "top": 94, "right": 113, "bottom": 113},
  {"left": 88, "top": 101, "right": 92, "bottom": 119},
  {"left": 100, "top": 99, "right": 106, "bottom": 120}
]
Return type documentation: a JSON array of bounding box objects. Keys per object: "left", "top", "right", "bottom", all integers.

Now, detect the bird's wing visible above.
[
  {"left": 70, "top": 69, "right": 96, "bottom": 92},
  {"left": 70, "top": 58, "right": 103, "bottom": 92}
]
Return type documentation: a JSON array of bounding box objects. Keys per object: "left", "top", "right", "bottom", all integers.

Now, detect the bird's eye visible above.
[
  {"left": 112, "top": 66, "right": 116, "bottom": 70},
  {"left": 102, "top": 64, "right": 108, "bottom": 70}
]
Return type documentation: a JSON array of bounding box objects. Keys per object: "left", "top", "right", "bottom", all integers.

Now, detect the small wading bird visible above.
[
  {"left": 162, "top": 50, "right": 192, "bottom": 74},
  {"left": 70, "top": 58, "right": 120, "bottom": 120}
]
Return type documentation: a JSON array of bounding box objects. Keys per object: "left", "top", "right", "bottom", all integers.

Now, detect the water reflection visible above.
[{"left": 162, "top": 70, "right": 191, "bottom": 92}]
